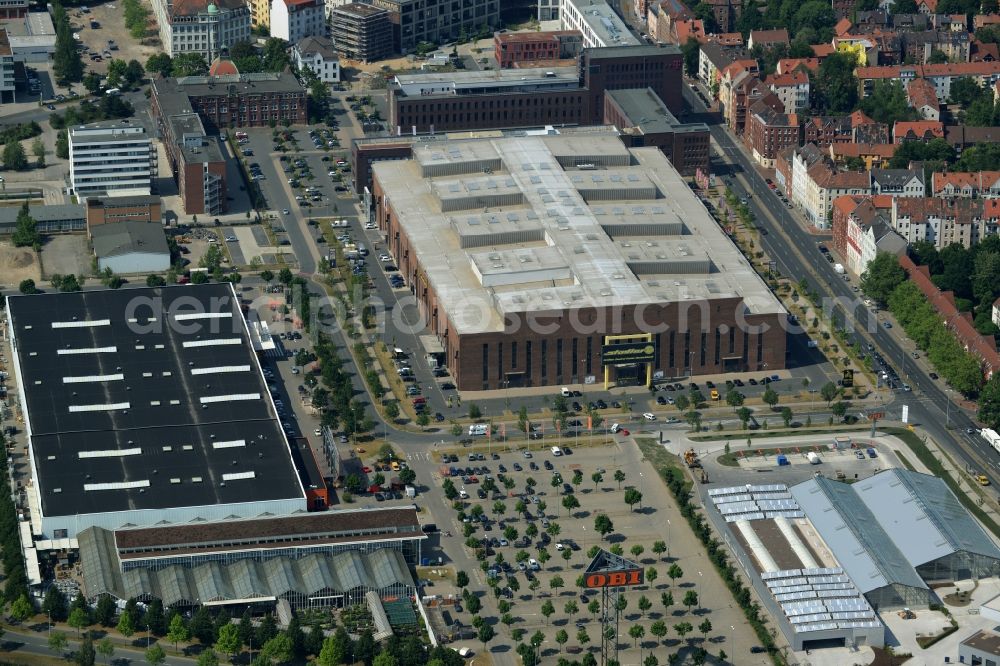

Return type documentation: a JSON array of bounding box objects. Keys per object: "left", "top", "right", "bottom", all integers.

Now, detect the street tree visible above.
[
  {"left": 145, "top": 644, "right": 166, "bottom": 665},
  {"left": 613, "top": 469, "right": 626, "bottom": 489},
  {"left": 726, "top": 390, "right": 745, "bottom": 410},
  {"left": 673, "top": 622, "right": 694, "bottom": 644},
  {"left": 650, "top": 620, "right": 668, "bottom": 645},
  {"left": 661, "top": 591, "right": 674, "bottom": 614},
  {"left": 594, "top": 514, "right": 614, "bottom": 539},
  {"left": 555, "top": 629, "right": 568, "bottom": 651},
  {"left": 762, "top": 386, "right": 779, "bottom": 409},
  {"left": 562, "top": 494, "right": 580, "bottom": 516},
  {"left": 820, "top": 381, "right": 840, "bottom": 406},
  {"left": 781, "top": 406, "right": 793, "bottom": 427},
  {"left": 48, "top": 631, "right": 68, "bottom": 655},
  {"left": 631, "top": 544, "right": 645, "bottom": 560},
  {"left": 167, "top": 613, "right": 189, "bottom": 652},
  {"left": 638, "top": 595, "right": 652, "bottom": 616},
  {"left": 737, "top": 406, "right": 752, "bottom": 429},
  {"left": 667, "top": 564, "right": 683, "bottom": 587},
  {"left": 647, "top": 567, "right": 659, "bottom": 586},
  {"left": 682, "top": 590, "right": 699, "bottom": 613},
  {"left": 698, "top": 618, "right": 713, "bottom": 640},
  {"left": 68, "top": 607, "right": 89, "bottom": 635},
  {"left": 540, "top": 600, "right": 555, "bottom": 624},
  {"left": 860, "top": 252, "right": 907, "bottom": 304},
  {"left": 629, "top": 625, "right": 645, "bottom": 648},
  {"left": 624, "top": 488, "right": 643, "bottom": 512},
  {"left": 96, "top": 637, "right": 115, "bottom": 664}
]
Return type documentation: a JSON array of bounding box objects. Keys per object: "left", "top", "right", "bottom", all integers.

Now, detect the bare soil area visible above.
[{"left": 0, "top": 242, "right": 42, "bottom": 288}]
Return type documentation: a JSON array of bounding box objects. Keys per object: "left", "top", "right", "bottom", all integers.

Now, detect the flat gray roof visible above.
[
  {"left": 606, "top": 87, "right": 710, "bottom": 135},
  {"left": 393, "top": 66, "right": 580, "bottom": 98},
  {"left": 91, "top": 221, "right": 169, "bottom": 258},
  {"left": 0, "top": 204, "right": 83, "bottom": 224},
  {"left": 372, "top": 133, "right": 784, "bottom": 335},
  {"left": 564, "top": 0, "right": 641, "bottom": 47}
]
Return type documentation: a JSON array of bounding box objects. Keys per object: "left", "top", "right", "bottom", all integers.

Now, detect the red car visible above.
[
  {"left": 619, "top": 429, "right": 630, "bottom": 436},
  {"left": 362, "top": 466, "right": 372, "bottom": 473}
]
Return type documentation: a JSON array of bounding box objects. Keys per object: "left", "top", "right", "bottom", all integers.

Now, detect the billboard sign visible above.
[
  {"left": 601, "top": 341, "right": 655, "bottom": 365},
  {"left": 583, "top": 548, "right": 645, "bottom": 589}
]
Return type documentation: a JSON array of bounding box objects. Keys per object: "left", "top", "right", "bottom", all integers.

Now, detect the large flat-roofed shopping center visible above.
[{"left": 371, "top": 131, "right": 787, "bottom": 391}]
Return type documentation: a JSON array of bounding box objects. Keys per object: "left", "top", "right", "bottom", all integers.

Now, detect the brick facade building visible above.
[{"left": 388, "top": 45, "right": 683, "bottom": 134}]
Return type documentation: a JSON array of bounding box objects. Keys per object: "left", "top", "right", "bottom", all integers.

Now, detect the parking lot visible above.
[
  {"left": 417, "top": 440, "right": 766, "bottom": 662},
  {"left": 69, "top": 2, "right": 162, "bottom": 79}
]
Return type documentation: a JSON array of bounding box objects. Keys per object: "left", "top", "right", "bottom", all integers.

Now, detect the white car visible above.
[
  {"left": 313, "top": 428, "right": 322, "bottom": 436},
  {"left": 643, "top": 413, "right": 657, "bottom": 421},
  {"left": 379, "top": 254, "right": 392, "bottom": 262},
  {"left": 328, "top": 170, "right": 337, "bottom": 176},
  {"left": 365, "top": 222, "right": 377, "bottom": 229},
  {"left": 555, "top": 543, "right": 565, "bottom": 551},
  {"left": 610, "top": 423, "right": 621, "bottom": 433}
]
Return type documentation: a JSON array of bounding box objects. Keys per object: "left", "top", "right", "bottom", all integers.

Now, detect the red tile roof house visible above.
[
  {"left": 899, "top": 254, "right": 1000, "bottom": 379},
  {"left": 932, "top": 171, "right": 1000, "bottom": 198},
  {"left": 906, "top": 77, "right": 940, "bottom": 121},
  {"left": 748, "top": 29, "right": 790, "bottom": 50},
  {"left": 893, "top": 120, "right": 945, "bottom": 143}
]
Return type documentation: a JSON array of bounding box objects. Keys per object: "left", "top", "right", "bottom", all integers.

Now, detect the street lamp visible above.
[
  {"left": 666, "top": 519, "right": 671, "bottom": 558},
  {"left": 697, "top": 571, "right": 703, "bottom": 611}
]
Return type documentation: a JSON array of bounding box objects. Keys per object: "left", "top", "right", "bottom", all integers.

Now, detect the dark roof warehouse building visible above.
[{"left": 7, "top": 284, "right": 307, "bottom": 540}]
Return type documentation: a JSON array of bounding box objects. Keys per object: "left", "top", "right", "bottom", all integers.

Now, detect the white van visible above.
[
  {"left": 610, "top": 423, "right": 621, "bottom": 433},
  {"left": 551, "top": 446, "right": 563, "bottom": 457},
  {"left": 560, "top": 387, "right": 571, "bottom": 397}
]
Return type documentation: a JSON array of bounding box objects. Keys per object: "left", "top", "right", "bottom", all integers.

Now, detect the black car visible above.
[
  {"left": 657, "top": 396, "right": 667, "bottom": 405},
  {"left": 529, "top": 462, "right": 539, "bottom": 471},
  {"left": 498, "top": 464, "right": 507, "bottom": 473},
  {"left": 733, "top": 379, "right": 745, "bottom": 387},
  {"left": 929, "top": 372, "right": 939, "bottom": 379},
  {"left": 543, "top": 460, "right": 554, "bottom": 470},
  {"left": 689, "top": 382, "right": 699, "bottom": 390},
  {"left": 435, "top": 412, "right": 445, "bottom": 422},
  {"left": 596, "top": 399, "right": 607, "bottom": 409},
  {"left": 572, "top": 402, "right": 582, "bottom": 412},
  {"left": 748, "top": 378, "right": 758, "bottom": 385},
  {"left": 529, "top": 432, "right": 544, "bottom": 440},
  {"left": 705, "top": 380, "right": 715, "bottom": 389}
]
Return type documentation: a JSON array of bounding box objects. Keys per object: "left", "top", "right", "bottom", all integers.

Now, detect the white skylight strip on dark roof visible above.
[
  {"left": 199, "top": 393, "right": 261, "bottom": 404},
  {"left": 212, "top": 440, "right": 247, "bottom": 449},
  {"left": 84, "top": 480, "right": 150, "bottom": 491},
  {"left": 182, "top": 338, "right": 241, "bottom": 348},
  {"left": 58, "top": 346, "right": 118, "bottom": 355},
  {"left": 78, "top": 448, "right": 142, "bottom": 459},
  {"left": 174, "top": 312, "right": 233, "bottom": 321},
  {"left": 190, "top": 365, "right": 252, "bottom": 376},
  {"left": 222, "top": 471, "right": 256, "bottom": 481},
  {"left": 51, "top": 319, "right": 112, "bottom": 329},
  {"left": 68, "top": 402, "right": 131, "bottom": 413},
  {"left": 62, "top": 373, "right": 125, "bottom": 384}
]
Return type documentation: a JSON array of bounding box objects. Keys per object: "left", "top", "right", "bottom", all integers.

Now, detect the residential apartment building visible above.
[
  {"left": 765, "top": 69, "right": 809, "bottom": 114},
  {"left": 802, "top": 115, "right": 853, "bottom": 147},
  {"left": 832, "top": 195, "right": 906, "bottom": 276},
  {"left": 249, "top": 0, "right": 269, "bottom": 29},
  {"left": 387, "top": 45, "right": 683, "bottom": 134},
  {"left": 901, "top": 29, "right": 970, "bottom": 63},
  {"left": 150, "top": 66, "right": 306, "bottom": 132},
  {"left": 603, "top": 87, "right": 710, "bottom": 175},
  {"left": 829, "top": 142, "right": 895, "bottom": 170},
  {"left": 151, "top": 0, "right": 251, "bottom": 60},
  {"left": 0, "top": 28, "right": 13, "bottom": 104},
  {"left": 891, "top": 197, "right": 984, "bottom": 247},
  {"left": 68, "top": 122, "right": 157, "bottom": 199},
  {"left": 790, "top": 143, "right": 869, "bottom": 228},
  {"left": 494, "top": 30, "right": 583, "bottom": 69},
  {"left": 270, "top": 0, "right": 325, "bottom": 44},
  {"left": 906, "top": 77, "right": 940, "bottom": 120},
  {"left": 747, "top": 29, "right": 789, "bottom": 50},
  {"left": 893, "top": 120, "right": 944, "bottom": 143},
  {"left": 561, "top": 0, "right": 641, "bottom": 49},
  {"left": 370, "top": 0, "right": 499, "bottom": 54},
  {"left": 698, "top": 41, "right": 747, "bottom": 90},
  {"left": 932, "top": 171, "right": 1000, "bottom": 199},
  {"left": 856, "top": 62, "right": 1000, "bottom": 102},
  {"left": 746, "top": 102, "right": 800, "bottom": 169},
  {"left": 292, "top": 36, "right": 340, "bottom": 83},
  {"left": 903, "top": 254, "right": 1000, "bottom": 378},
  {"left": 870, "top": 168, "right": 925, "bottom": 197},
  {"left": 329, "top": 3, "right": 391, "bottom": 63},
  {"left": 646, "top": 0, "right": 693, "bottom": 44}
]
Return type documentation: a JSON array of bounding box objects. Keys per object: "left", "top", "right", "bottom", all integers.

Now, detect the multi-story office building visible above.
[
  {"left": 68, "top": 121, "right": 157, "bottom": 199},
  {"left": 329, "top": 3, "right": 392, "bottom": 62},
  {"left": 0, "top": 29, "right": 13, "bottom": 104},
  {"left": 270, "top": 0, "right": 325, "bottom": 44},
  {"left": 388, "top": 45, "right": 683, "bottom": 134},
  {"left": 368, "top": 0, "right": 499, "bottom": 54},
  {"left": 561, "top": 0, "right": 641, "bottom": 48},
  {"left": 371, "top": 133, "right": 787, "bottom": 391},
  {"left": 151, "top": 0, "right": 251, "bottom": 60},
  {"left": 151, "top": 65, "right": 306, "bottom": 132},
  {"left": 494, "top": 30, "right": 583, "bottom": 69}
]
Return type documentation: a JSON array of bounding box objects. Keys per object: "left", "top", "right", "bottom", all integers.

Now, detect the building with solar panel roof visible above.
[{"left": 705, "top": 469, "right": 1000, "bottom": 651}]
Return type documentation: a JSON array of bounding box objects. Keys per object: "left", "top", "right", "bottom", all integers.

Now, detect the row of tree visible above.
[
  {"left": 0, "top": 431, "right": 28, "bottom": 603},
  {"left": 52, "top": 1, "right": 84, "bottom": 83}
]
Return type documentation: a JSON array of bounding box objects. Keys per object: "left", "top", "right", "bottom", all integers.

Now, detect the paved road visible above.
[{"left": 679, "top": 82, "right": 998, "bottom": 487}]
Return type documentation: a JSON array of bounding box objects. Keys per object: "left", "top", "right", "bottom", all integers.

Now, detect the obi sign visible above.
[{"left": 584, "top": 568, "right": 645, "bottom": 589}]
